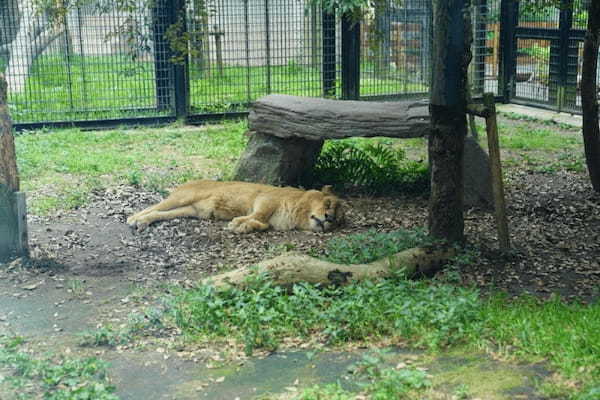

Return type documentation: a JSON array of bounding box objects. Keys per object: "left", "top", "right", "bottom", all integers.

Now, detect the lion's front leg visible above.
[
  {"left": 227, "top": 216, "right": 270, "bottom": 233},
  {"left": 227, "top": 199, "right": 275, "bottom": 233}
]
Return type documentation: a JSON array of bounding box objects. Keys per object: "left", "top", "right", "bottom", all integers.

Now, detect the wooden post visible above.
[
  {"left": 0, "top": 74, "right": 28, "bottom": 261},
  {"left": 482, "top": 92, "right": 510, "bottom": 250}
]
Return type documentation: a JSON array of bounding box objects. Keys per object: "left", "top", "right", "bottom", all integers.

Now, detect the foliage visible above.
[
  {"left": 0, "top": 335, "right": 118, "bottom": 400},
  {"left": 173, "top": 271, "right": 483, "bottom": 355},
  {"left": 321, "top": 228, "right": 434, "bottom": 264},
  {"left": 350, "top": 350, "right": 431, "bottom": 399},
  {"left": 311, "top": 140, "right": 429, "bottom": 195}
]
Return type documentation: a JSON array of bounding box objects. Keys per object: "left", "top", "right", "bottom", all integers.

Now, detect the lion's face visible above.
[{"left": 307, "top": 186, "right": 345, "bottom": 232}]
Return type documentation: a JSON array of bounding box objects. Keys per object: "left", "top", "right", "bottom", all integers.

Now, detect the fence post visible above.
[
  {"left": 172, "top": 0, "right": 189, "bottom": 119},
  {"left": 548, "top": 0, "right": 576, "bottom": 111},
  {"left": 498, "top": 0, "right": 517, "bottom": 103},
  {"left": 322, "top": 10, "right": 336, "bottom": 97},
  {"left": 152, "top": 0, "right": 189, "bottom": 118},
  {"left": 341, "top": 14, "right": 360, "bottom": 100}
]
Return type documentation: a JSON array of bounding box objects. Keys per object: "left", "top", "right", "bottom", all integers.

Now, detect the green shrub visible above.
[
  {"left": 321, "top": 228, "right": 434, "bottom": 264},
  {"left": 311, "top": 141, "right": 429, "bottom": 194}
]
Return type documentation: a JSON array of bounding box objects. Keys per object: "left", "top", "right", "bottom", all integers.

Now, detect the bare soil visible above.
[{"left": 2, "top": 166, "right": 599, "bottom": 302}]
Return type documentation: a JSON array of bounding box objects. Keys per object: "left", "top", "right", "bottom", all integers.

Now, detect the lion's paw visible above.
[{"left": 227, "top": 217, "right": 268, "bottom": 234}]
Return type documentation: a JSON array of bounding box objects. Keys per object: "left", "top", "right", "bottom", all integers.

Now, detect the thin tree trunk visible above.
[
  {"left": 428, "top": 0, "right": 472, "bottom": 243},
  {"left": 0, "top": 75, "right": 19, "bottom": 191},
  {"left": 5, "top": 0, "right": 64, "bottom": 93},
  {"left": 581, "top": 0, "right": 600, "bottom": 192}
]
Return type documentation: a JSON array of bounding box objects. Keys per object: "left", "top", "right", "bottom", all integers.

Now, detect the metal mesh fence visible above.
[
  {"left": 470, "top": 0, "right": 501, "bottom": 97},
  {"left": 510, "top": 0, "right": 586, "bottom": 112},
  {"left": 187, "top": 0, "right": 340, "bottom": 114},
  {"left": 0, "top": 1, "right": 173, "bottom": 124},
  {"left": 359, "top": 0, "right": 431, "bottom": 99},
  {"left": 0, "top": 0, "right": 593, "bottom": 127}
]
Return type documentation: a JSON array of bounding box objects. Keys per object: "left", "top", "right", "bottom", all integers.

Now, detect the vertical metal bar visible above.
[
  {"left": 265, "top": 0, "right": 271, "bottom": 94},
  {"left": 341, "top": 13, "right": 360, "bottom": 99},
  {"left": 498, "top": 0, "right": 517, "bottom": 102},
  {"left": 322, "top": 10, "right": 336, "bottom": 97},
  {"left": 244, "top": 0, "right": 251, "bottom": 102},
  {"left": 558, "top": 0, "right": 574, "bottom": 111},
  {"left": 76, "top": 6, "right": 88, "bottom": 108},
  {"left": 62, "top": 13, "right": 75, "bottom": 111},
  {"left": 172, "top": 0, "right": 189, "bottom": 118}
]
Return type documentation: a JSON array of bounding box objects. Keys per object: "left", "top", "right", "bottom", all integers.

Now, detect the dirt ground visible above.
[{"left": 3, "top": 166, "right": 599, "bottom": 302}]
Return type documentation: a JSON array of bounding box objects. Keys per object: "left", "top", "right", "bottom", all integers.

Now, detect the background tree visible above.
[
  {"left": 428, "top": 0, "right": 472, "bottom": 243},
  {"left": 581, "top": 0, "right": 600, "bottom": 192}
]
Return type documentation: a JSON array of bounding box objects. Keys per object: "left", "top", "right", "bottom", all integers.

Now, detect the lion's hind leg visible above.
[
  {"left": 127, "top": 195, "right": 196, "bottom": 229},
  {"left": 130, "top": 206, "right": 198, "bottom": 229}
]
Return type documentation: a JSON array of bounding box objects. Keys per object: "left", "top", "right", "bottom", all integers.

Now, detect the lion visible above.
[{"left": 127, "top": 180, "right": 345, "bottom": 233}]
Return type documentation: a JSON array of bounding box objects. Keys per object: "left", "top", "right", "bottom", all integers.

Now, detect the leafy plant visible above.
[
  {"left": 311, "top": 140, "right": 429, "bottom": 194},
  {"left": 321, "top": 228, "right": 434, "bottom": 264},
  {"left": 0, "top": 335, "right": 118, "bottom": 399}
]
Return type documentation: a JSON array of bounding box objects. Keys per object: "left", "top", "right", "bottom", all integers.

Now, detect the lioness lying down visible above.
[{"left": 127, "top": 180, "right": 344, "bottom": 233}]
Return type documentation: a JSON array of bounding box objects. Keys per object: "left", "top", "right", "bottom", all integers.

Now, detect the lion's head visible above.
[{"left": 305, "top": 185, "right": 345, "bottom": 232}]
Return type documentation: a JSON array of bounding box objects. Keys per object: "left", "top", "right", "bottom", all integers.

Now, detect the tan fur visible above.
[{"left": 127, "top": 180, "right": 344, "bottom": 234}]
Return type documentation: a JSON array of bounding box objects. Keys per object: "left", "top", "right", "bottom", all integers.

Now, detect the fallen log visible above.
[
  {"left": 202, "top": 246, "right": 456, "bottom": 290},
  {"left": 248, "top": 94, "right": 431, "bottom": 140}
]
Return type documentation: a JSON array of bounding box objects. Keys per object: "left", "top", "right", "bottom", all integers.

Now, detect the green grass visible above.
[
  {"left": 15, "top": 120, "right": 247, "bottom": 214},
  {"left": 320, "top": 228, "right": 433, "bottom": 264},
  {"left": 0, "top": 335, "right": 118, "bottom": 400},
  {"left": 157, "top": 230, "right": 600, "bottom": 398},
  {"left": 7, "top": 54, "right": 421, "bottom": 123}
]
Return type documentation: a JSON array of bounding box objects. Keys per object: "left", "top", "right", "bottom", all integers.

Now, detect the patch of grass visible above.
[
  {"left": 479, "top": 294, "right": 600, "bottom": 380},
  {"left": 495, "top": 125, "right": 581, "bottom": 151},
  {"left": 173, "top": 273, "right": 482, "bottom": 355},
  {"left": 15, "top": 120, "right": 247, "bottom": 214},
  {"left": 0, "top": 335, "right": 118, "bottom": 400},
  {"left": 321, "top": 228, "right": 434, "bottom": 264},
  {"left": 78, "top": 325, "right": 132, "bottom": 348}
]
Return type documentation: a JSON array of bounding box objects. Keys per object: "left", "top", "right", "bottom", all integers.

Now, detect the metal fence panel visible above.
[
  {"left": 3, "top": 0, "right": 592, "bottom": 128},
  {"left": 0, "top": 1, "right": 175, "bottom": 125}
]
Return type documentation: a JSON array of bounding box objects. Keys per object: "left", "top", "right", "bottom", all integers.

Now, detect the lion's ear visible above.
[{"left": 321, "top": 185, "right": 334, "bottom": 195}]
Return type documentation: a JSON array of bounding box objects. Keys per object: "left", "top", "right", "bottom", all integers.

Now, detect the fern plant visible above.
[{"left": 310, "top": 140, "right": 429, "bottom": 194}]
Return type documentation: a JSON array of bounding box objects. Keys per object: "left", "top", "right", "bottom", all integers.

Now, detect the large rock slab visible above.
[
  {"left": 249, "top": 94, "right": 431, "bottom": 140},
  {"left": 234, "top": 131, "right": 323, "bottom": 186},
  {"left": 237, "top": 95, "right": 493, "bottom": 209}
]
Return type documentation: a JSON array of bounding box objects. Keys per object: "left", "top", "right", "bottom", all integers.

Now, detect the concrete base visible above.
[{"left": 0, "top": 191, "right": 28, "bottom": 262}]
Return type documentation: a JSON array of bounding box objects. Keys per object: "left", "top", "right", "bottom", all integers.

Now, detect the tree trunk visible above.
[
  {"left": 202, "top": 246, "right": 456, "bottom": 290},
  {"left": 428, "top": 0, "right": 472, "bottom": 243},
  {"left": 581, "top": 0, "right": 600, "bottom": 192},
  {"left": 5, "top": 0, "right": 64, "bottom": 94},
  {"left": 1, "top": 73, "right": 27, "bottom": 261},
  {"left": 0, "top": 75, "right": 19, "bottom": 192}
]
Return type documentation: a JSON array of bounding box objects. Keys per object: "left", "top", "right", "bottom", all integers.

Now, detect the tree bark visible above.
[
  {"left": 0, "top": 75, "right": 19, "bottom": 192},
  {"left": 428, "top": 0, "right": 472, "bottom": 243},
  {"left": 202, "top": 246, "right": 456, "bottom": 290},
  {"left": 249, "top": 94, "right": 431, "bottom": 140},
  {"left": 581, "top": 0, "right": 600, "bottom": 192}
]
